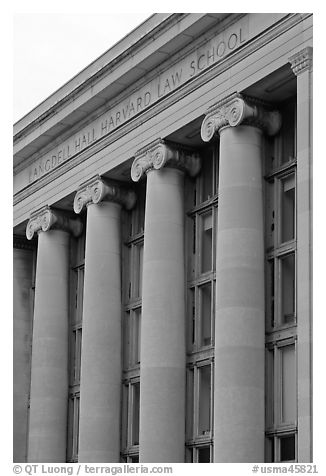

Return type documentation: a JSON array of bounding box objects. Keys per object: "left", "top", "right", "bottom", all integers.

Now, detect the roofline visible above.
[{"left": 14, "top": 13, "right": 175, "bottom": 133}]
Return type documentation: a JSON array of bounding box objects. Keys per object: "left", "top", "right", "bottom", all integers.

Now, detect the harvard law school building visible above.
[{"left": 13, "top": 13, "right": 313, "bottom": 463}]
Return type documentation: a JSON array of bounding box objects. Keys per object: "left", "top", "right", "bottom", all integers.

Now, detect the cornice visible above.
[
  {"left": 73, "top": 175, "right": 136, "bottom": 213},
  {"left": 14, "top": 14, "right": 237, "bottom": 175},
  {"left": 131, "top": 139, "right": 201, "bottom": 182},
  {"left": 201, "top": 93, "right": 281, "bottom": 142},
  {"left": 289, "top": 46, "right": 313, "bottom": 76},
  {"left": 13, "top": 14, "right": 182, "bottom": 142},
  {"left": 26, "top": 206, "right": 83, "bottom": 240}
]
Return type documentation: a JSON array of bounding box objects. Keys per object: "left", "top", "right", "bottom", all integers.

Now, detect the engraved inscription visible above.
[{"left": 26, "top": 19, "right": 249, "bottom": 184}]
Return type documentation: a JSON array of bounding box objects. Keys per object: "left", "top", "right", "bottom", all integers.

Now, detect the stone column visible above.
[
  {"left": 74, "top": 176, "right": 136, "bottom": 462},
  {"left": 131, "top": 139, "right": 200, "bottom": 462},
  {"left": 26, "top": 207, "right": 82, "bottom": 462},
  {"left": 13, "top": 236, "right": 35, "bottom": 463},
  {"left": 289, "top": 47, "right": 313, "bottom": 462},
  {"left": 201, "top": 94, "right": 281, "bottom": 462}
]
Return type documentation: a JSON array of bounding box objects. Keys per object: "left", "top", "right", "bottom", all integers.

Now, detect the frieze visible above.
[{"left": 22, "top": 16, "right": 249, "bottom": 185}]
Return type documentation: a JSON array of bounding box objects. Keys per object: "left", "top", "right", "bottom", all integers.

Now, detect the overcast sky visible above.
[
  {"left": 13, "top": 3, "right": 317, "bottom": 123},
  {"left": 13, "top": 11, "right": 150, "bottom": 122}
]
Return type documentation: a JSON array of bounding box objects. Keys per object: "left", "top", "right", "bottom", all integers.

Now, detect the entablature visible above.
[{"left": 13, "top": 13, "right": 231, "bottom": 167}]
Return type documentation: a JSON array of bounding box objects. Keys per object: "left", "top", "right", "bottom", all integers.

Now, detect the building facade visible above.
[{"left": 13, "top": 13, "right": 313, "bottom": 463}]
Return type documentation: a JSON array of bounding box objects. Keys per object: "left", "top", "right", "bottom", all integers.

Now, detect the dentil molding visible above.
[
  {"left": 131, "top": 138, "right": 201, "bottom": 182},
  {"left": 201, "top": 92, "right": 282, "bottom": 142},
  {"left": 74, "top": 175, "right": 136, "bottom": 214},
  {"left": 14, "top": 234, "right": 36, "bottom": 250},
  {"left": 26, "top": 206, "right": 83, "bottom": 240}
]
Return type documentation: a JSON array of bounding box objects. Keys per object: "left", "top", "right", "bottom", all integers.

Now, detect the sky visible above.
[
  {"left": 13, "top": 2, "right": 321, "bottom": 124},
  {"left": 13, "top": 11, "right": 150, "bottom": 122}
]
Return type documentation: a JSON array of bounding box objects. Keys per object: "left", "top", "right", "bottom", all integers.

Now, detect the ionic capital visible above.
[
  {"left": 131, "top": 138, "right": 201, "bottom": 182},
  {"left": 73, "top": 175, "right": 136, "bottom": 214},
  {"left": 26, "top": 206, "right": 83, "bottom": 240},
  {"left": 201, "top": 93, "right": 282, "bottom": 142},
  {"left": 289, "top": 46, "right": 313, "bottom": 76}
]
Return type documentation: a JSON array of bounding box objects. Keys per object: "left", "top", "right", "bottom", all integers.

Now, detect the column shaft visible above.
[
  {"left": 28, "top": 230, "right": 70, "bottom": 462},
  {"left": 140, "top": 167, "right": 185, "bottom": 463},
  {"left": 214, "top": 125, "right": 265, "bottom": 462},
  {"left": 78, "top": 201, "right": 122, "bottom": 462}
]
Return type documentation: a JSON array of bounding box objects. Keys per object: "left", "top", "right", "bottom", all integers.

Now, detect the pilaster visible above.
[
  {"left": 289, "top": 46, "right": 313, "bottom": 462},
  {"left": 13, "top": 242, "right": 34, "bottom": 462},
  {"left": 289, "top": 46, "right": 313, "bottom": 76}
]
